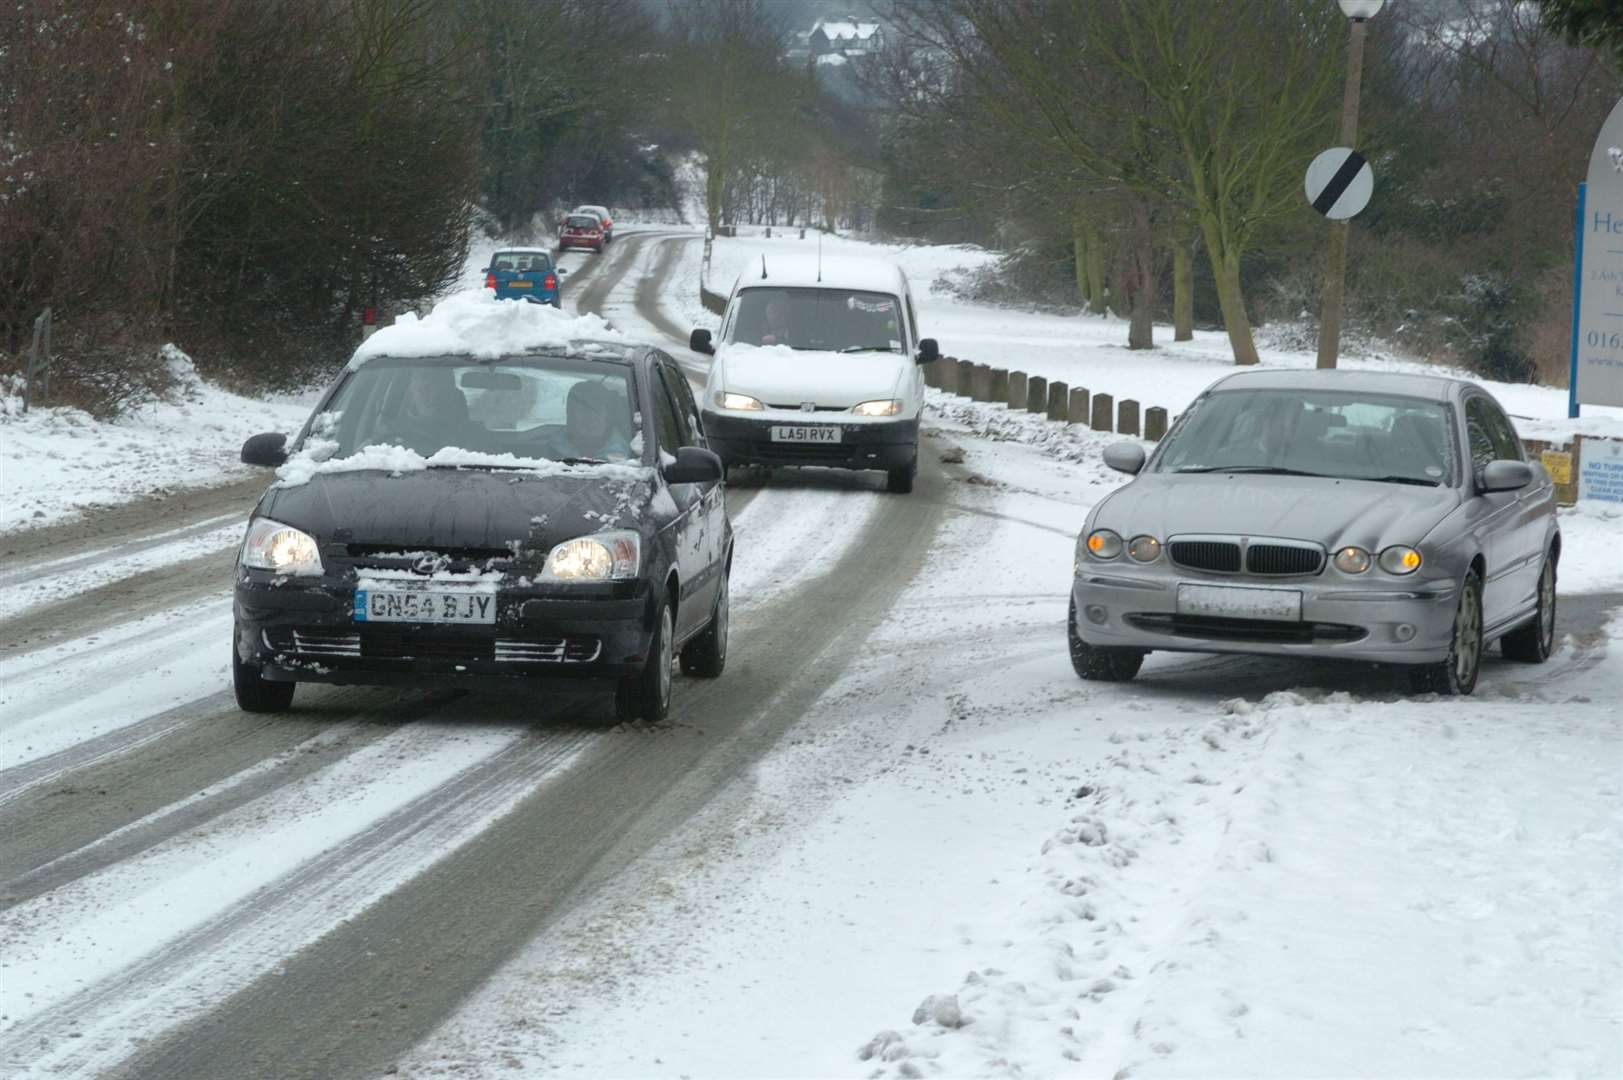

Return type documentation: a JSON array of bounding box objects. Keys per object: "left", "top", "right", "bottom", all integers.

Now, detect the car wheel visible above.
[
  {"left": 1067, "top": 598, "right": 1144, "bottom": 682},
  {"left": 1410, "top": 568, "right": 1484, "bottom": 695},
  {"left": 595, "top": 242, "right": 604, "bottom": 254},
  {"left": 232, "top": 633, "right": 294, "bottom": 713},
  {"left": 680, "top": 564, "right": 729, "bottom": 678},
  {"left": 550, "top": 298, "right": 561, "bottom": 309},
  {"left": 1500, "top": 555, "right": 1556, "bottom": 663},
  {"left": 885, "top": 456, "right": 917, "bottom": 495},
  {"left": 615, "top": 596, "right": 673, "bottom": 722}
]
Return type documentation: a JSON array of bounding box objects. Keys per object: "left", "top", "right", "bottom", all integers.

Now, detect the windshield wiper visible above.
[
  {"left": 838, "top": 345, "right": 893, "bottom": 354},
  {"left": 1173, "top": 466, "right": 1330, "bottom": 477},
  {"left": 1365, "top": 474, "right": 1440, "bottom": 487},
  {"left": 559, "top": 456, "right": 607, "bottom": 465}
]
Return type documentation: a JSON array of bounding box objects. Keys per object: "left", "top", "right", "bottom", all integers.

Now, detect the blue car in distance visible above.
[{"left": 483, "top": 249, "right": 565, "bottom": 307}]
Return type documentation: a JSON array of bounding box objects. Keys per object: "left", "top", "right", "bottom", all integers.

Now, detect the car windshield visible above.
[
  {"left": 1153, "top": 388, "right": 1457, "bottom": 486},
  {"left": 491, "top": 252, "right": 550, "bottom": 273},
  {"left": 728, "top": 287, "right": 906, "bottom": 353},
  {"left": 311, "top": 356, "right": 638, "bottom": 465}
]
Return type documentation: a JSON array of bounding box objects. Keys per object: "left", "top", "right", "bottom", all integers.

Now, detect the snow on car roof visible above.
[
  {"left": 1208, "top": 367, "right": 1462, "bottom": 401},
  {"left": 730, "top": 254, "right": 908, "bottom": 295},
  {"left": 348, "top": 290, "right": 629, "bottom": 369}
]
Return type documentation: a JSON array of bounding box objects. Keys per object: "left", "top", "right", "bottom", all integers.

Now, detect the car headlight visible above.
[
  {"left": 1378, "top": 545, "right": 1422, "bottom": 575},
  {"left": 1085, "top": 529, "right": 1123, "bottom": 559},
  {"left": 718, "top": 392, "right": 764, "bottom": 411},
  {"left": 241, "top": 517, "right": 323, "bottom": 576},
  {"left": 1334, "top": 546, "right": 1372, "bottom": 574},
  {"left": 542, "top": 530, "right": 641, "bottom": 582},
  {"left": 1127, "top": 535, "right": 1161, "bottom": 562},
  {"left": 851, "top": 399, "right": 902, "bottom": 417}
]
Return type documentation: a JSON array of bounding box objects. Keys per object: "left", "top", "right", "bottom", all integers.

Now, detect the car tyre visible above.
[
  {"left": 615, "top": 596, "right": 673, "bottom": 722},
  {"left": 886, "top": 456, "right": 917, "bottom": 495},
  {"left": 1067, "top": 598, "right": 1144, "bottom": 682},
  {"left": 1500, "top": 554, "right": 1556, "bottom": 663},
  {"left": 232, "top": 634, "right": 294, "bottom": 713},
  {"left": 680, "top": 565, "right": 729, "bottom": 678},
  {"left": 1410, "top": 568, "right": 1484, "bottom": 695}
]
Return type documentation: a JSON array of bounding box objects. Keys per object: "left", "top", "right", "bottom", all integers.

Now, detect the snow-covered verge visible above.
[
  {"left": 0, "top": 349, "right": 316, "bottom": 532},
  {"left": 388, "top": 404, "right": 1622, "bottom": 1079},
  {"left": 696, "top": 227, "right": 1623, "bottom": 445}
]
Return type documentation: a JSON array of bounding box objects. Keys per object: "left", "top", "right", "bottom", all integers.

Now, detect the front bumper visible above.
[
  {"left": 235, "top": 570, "right": 654, "bottom": 688},
  {"left": 701, "top": 410, "right": 918, "bottom": 470},
  {"left": 494, "top": 288, "right": 560, "bottom": 306},
  {"left": 1071, "top": 563, "right": 1460, "bottom": 665}
]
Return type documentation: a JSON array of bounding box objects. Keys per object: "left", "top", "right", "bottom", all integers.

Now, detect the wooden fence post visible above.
[
  {"left": 1145, "top": 406, "right": 1169, "bottom": 441},
  {"left": 956, "top": 359, "right": 975, "bottom": 397},
  {"left": 971, "top": 364, "right": 993, "bottom": 402},
  {"left": 1047, "top": 381, "right": 1068, "bottom": 421},
  {"left": 1008, "top": 371, "right": 1028, "bottom": 411},
  {"left": 1026, "top": 375, "right": 1047, "bottom": 414},
  {"left": 1118, "top": 399, "right": 1140, "bottom": 437},
  {"left": 989, "top": 368, "right": 1009, "bottom": 405},
  {"left": 1091, "top": 393, "right": 1114, "bottom": 433},
  {"left": 1069, "top": 387, "right": 1090, "bottom": 427}
]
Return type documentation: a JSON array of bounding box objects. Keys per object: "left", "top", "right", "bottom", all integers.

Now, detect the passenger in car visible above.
[
  {"left": 555, "top": 380, "right": 632, "bottom": 461},
  {"left": 381, "top": 370, "right": 487, "bottom": 455}
]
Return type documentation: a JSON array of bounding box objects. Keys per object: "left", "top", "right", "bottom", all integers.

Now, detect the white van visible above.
[{"left": 690, "top": 254, "right": 939, "bottom": 493}]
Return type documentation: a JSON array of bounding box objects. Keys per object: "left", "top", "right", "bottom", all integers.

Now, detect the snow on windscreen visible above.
[{"left": 348, "top": 289, "right": 627, "bottom": 368}]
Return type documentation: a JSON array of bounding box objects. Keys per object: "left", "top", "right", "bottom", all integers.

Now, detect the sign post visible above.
[{"left": 1571, "top": 97, "right": 1623, "bottom": 413}]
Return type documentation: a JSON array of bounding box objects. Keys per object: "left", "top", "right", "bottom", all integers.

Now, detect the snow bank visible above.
[
  {"left": 350, "top": 289, "right": 628, "bottom": 368},
  {"left": 0, "top": 345, "right": 315, "bottom": 532}
]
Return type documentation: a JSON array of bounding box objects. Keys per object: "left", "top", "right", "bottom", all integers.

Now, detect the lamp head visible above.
[{"left": 1338, "top": 0, "right": 1385, "bottom": 19}]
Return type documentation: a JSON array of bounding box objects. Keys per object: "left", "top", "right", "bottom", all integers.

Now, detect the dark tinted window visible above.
[
  {"left": 660, "top": 360, "right": 702, "bottom": 442},
  {"left": 727, "top": 287, "right": 905, "bottom": 353},
  {"left": 650, "top": 369, "right": 683, "bottom": 454},
  {"left": 1465, "top": 398, "right": 1499, "bottom": 470},
  {"left": 1477, "top": 397, "right": 1523, "bottom": 462},
  {"left": 491, "top": 252, "right": 550, "bottom": 273}
]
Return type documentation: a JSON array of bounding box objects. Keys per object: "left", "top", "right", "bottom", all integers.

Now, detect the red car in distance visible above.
[{"left": 560, "top": 213, "right": 606, "bottom": 254}]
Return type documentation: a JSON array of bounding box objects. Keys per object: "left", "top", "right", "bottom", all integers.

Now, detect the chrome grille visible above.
[
  {"left": 1245, "top": 543, "right": 1324, "bottom": 576},
  {"left": 1169, "top": 540, "right": 1242, "bottom": 573},
  {"left": 494, "top": 638, "right": 602, "bottom": 664},
  {"left": 270, "top": 629, "right": 362, "bottom": 658}
]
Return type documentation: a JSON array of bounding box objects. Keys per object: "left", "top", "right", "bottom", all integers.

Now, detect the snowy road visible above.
[{"left": 3, "top": 231, "right": 1619, "bottom": 1079}]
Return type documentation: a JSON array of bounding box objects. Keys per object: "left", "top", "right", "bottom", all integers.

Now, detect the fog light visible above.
[
  {"left": 1086, "top": 604, "right": 1108, "bottom": 625},
  {"left": 1394, "top": 623, "right": 1416, "bottom": 642}
]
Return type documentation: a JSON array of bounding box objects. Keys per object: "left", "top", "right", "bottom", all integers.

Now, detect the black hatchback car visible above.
[{"left": 233, "top": 341, "right": 731, "bottom": 723}]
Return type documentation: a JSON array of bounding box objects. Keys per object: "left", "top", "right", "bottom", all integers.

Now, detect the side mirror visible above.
[
  {"left": 690, "top": 328, "right": 715, "bottom": 355},
  {"left": 479, "top": 267, "right": 490, "bottom": 275},
  {"left": 1102, "top": 441, "right": 1146, "bottom": 476},
  {"left": 557, "top": 266, "right": 568, "bottom": 276},
  {"left": 916, "top": 338, "right": 940, "bottom": 365},
  {"left": 241, "top": 432, "right": 289, "bottom": 468},
  {"left": 663, "top": 446, "right": 724, "bottom": 485},
  {"left": 1480, "top": 459, "right": 1533, "bottom": 493}
]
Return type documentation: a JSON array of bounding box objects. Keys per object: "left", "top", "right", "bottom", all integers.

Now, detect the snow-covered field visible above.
[{"left": 0, "top": 351, "right": 315, "bottom": 532}]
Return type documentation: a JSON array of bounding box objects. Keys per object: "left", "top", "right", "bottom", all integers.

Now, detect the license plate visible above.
[
  {"left": 507, "top": 279, "right": 532, "bottom": 288},
  {"left": 770, "top": 425, "right": 842, "bottom": 443},
  {"left": 1176, "top": 583, "right": 1301, "bottom": 621},
  {"left": 354, "top": 589, "right": 496, "bottom": 624}
]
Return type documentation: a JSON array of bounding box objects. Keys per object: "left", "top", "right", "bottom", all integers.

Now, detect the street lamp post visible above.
[{"left": 1316, "top": 0, "right": 1384, "bottom": 369}]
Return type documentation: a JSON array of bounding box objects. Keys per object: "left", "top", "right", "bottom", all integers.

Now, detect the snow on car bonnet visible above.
[{"left": 347, "top": 289, "right": 629, "bottom": 368}]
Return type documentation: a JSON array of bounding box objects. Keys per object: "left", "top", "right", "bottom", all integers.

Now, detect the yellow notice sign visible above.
[{"left": 1542, "top": 450, "right": 1573, "bottom": 485}]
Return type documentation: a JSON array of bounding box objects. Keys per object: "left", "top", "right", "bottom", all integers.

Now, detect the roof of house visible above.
[{"left": 812, "top": 19, "right": 880, "bottom": 42}]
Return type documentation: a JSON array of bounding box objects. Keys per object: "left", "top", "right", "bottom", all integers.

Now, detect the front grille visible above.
[
  {"left": 344, "top": 545, "right": 515, "bottom": 574},
  {"left": 1169, "top": 540, "right": 1242, "bottom": 573},
  {"left": 1126, "top": 614, "right": 1366, "bottom": 644},
  {"left": 766, "top": 404, "right": 847, "bottom": 412},
  {"left": 270, "top": 627, "right": 601, "bottom": 668},
  {"left": 1245, "top": 543, "right": 1324, "bottom": 576},
  {"left": 756, "top": 442, "right": 853, "bottom": 463}
]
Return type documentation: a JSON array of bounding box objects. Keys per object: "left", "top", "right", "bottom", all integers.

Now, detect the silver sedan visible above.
[{"left": 1069, "top": 369, "right": 1560, "bottom": 695}]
